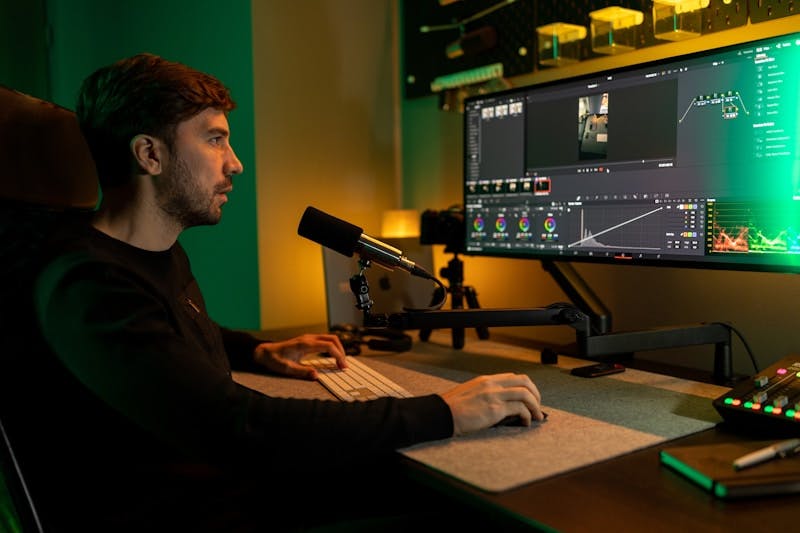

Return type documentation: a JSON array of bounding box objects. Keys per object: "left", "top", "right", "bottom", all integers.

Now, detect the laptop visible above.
[{"left": 322, "top": 237, "right": 435, "bottom": 328}]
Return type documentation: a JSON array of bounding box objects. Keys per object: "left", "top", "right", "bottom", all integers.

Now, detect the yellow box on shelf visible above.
[
  {"left": 589, "top": 6, "right": 644, "bottom": 55},
  {"left": 653, "top": 0, "right": 710, "bottom": 42},
  {"left": 537, "top": 22, "right": 587, "bottom": 67}
]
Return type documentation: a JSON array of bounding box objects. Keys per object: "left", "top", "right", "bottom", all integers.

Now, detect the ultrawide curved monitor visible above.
[{"left": 463, "top": 30, "right": 800, "bottom": 273}]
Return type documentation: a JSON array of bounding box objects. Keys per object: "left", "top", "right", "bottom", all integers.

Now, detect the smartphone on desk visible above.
[{"left": 570, "top": 362, "right": 625, "bottom": 378}]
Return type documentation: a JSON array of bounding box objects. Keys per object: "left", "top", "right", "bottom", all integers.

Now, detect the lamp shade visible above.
[{"left": 381, "top": 209, "right": 421, "bottom": 238}]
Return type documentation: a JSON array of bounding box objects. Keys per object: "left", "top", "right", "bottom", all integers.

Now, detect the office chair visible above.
[
  {"left": 0, "top": 84, "right": 99, "bottom": 533},
  {"left": 0, "top": 83, "right": 98, "bottom": 293}
]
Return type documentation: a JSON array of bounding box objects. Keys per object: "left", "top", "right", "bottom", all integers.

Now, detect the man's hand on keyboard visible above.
[
  {"left": 253, "top": 334, "right": 347, "bottom": 380},
  {"left": 440, "top": 373, "right": 544, "bottom": 436}
]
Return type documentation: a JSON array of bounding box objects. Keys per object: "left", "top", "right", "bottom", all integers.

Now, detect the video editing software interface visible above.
[{"left": 463, "top": 31, "right": 800, "bottom": 272}]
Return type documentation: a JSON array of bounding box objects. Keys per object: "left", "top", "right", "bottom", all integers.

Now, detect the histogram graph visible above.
[{"left": 569, "top": 206, "right": 664, "bottom": 251}]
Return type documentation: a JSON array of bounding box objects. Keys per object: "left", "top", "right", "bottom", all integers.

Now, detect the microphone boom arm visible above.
[
  {"left": 365, "top": 305, "right": 591, "bottom": 335},
  {"left": 347, "top": 255, "right": 590, "bottom": 340}
]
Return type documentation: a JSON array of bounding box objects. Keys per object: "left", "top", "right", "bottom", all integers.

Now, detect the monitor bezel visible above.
[{"left": 461, "top": 29, "right": 800, "bottom": 275}]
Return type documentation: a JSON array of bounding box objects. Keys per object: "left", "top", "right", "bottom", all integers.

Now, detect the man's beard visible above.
[{"left": 156, "top": 155, "right": 223, "bottom": 228}]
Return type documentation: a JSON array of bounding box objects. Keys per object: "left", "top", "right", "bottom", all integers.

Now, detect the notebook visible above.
[{"left": 660, "top": 440, "right": 800, "bottom": 499}]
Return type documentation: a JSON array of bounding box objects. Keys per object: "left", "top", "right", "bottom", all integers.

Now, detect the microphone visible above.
[{"left": 297, "top": 206, "right": 435, "bottom": 280}]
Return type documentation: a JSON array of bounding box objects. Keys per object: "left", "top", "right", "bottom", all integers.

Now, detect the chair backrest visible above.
[
  {"left": 0, "top": 84, "right": 98, "bottom": 209},
  {"left": 0, "top": 85, "right": 100, "bottom": 533},
  {"left": 0, "top": 85, "right": 99, "bottom": 279}
]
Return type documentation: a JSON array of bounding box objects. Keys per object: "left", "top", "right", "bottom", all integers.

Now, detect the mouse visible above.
[{"left": 493, "top": 412, "right": 549, "bottom": 428}]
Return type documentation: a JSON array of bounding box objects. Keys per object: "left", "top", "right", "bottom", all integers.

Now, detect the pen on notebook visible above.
[{"left": 732, "top": 438, "right": 800, "bottom": 471}]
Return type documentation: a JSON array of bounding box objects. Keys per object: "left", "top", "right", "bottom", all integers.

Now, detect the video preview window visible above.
[
  {"left": 525, "top": 79, "right": 679, "bottom": 171},
  {"left": 578, "top": 92, "right": 609, "bottom": 160}
]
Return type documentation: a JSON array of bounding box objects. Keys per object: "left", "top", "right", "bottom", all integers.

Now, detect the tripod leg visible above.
[
  {"left": 464, "top": 286, "right": 490, "bottom": 340},
  {"left": 450, "top": 285, "right": 465, "bottom": 349},
  {"left": 452, "top": 326, "right": 465, "bottom": 349},
  {"left": 419, "top": 285, "right": 445, "bottom": 342}
]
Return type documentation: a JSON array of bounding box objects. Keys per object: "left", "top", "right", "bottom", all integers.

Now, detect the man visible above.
[{"left": 20, "top": 53, "right": 544, "bottom": 531}]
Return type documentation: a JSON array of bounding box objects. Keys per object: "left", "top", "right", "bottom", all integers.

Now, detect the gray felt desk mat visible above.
[
  {"left": 379, "top": 336, "right": 727, "bottom": 493},
  {"left": 234, "top": 331, "right": 730, "bottom": 493}
]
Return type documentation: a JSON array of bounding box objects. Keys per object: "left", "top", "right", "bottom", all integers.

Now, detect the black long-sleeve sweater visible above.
[{"left": 5, "top": 222, "right": 453, "bottom": 531}]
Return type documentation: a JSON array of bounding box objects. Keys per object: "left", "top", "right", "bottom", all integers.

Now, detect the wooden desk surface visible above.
[
  {"left": 236, "top": 328, "right": 799, "bottom": 531},
  {"left": 401, "top": 426, "right": 800, "bottom": 532}
]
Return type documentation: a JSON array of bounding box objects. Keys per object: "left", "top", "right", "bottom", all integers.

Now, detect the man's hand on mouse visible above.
[{"left": 439, "top": 373, "right": 544, "bottom": 436}]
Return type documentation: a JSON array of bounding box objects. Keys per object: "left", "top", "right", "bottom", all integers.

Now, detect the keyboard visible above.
[{"left": 303, "top": 356, "right": 412, "bottom": 401}]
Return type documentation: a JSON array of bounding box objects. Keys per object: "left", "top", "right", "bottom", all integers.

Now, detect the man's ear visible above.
[{"left": 130, "top": 134, "right": 165, "bottom": 176}]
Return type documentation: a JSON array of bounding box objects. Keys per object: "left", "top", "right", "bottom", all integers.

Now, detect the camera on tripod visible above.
[
  {"left": 417, "top": 205, "right": 488, "bottom": 348},
  {"left": 419, "top": 206, "right": 465, "bottom": 254}
]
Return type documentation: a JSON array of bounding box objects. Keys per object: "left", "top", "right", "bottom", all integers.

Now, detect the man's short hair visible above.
[{"left": 76, "top": 53, "right": 236, "bottom": 188}]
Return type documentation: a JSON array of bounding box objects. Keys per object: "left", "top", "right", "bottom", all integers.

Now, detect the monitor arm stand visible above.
[
  {"left": 541, "top": 260, "right": 612, "bottom": 335},
  {"left": 540, "top": 260, "right": 733, "bottom": 385}
]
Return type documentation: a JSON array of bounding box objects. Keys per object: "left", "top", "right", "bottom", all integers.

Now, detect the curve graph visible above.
[{"left": 568, "top": 206, "right": 664, "bottom": 251}]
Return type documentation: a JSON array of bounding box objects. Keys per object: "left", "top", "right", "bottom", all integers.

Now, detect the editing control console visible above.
[{"left": 714, "top": 355, "right": 800, "bottom": 436}]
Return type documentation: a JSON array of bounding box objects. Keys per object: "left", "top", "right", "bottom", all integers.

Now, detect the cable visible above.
[
  {"left": 712, "top": 321, "right": 760, "bottom": 374},
  {"left": 419, "top": 0, "right": 518, "bottom": 33},
  {"left": 403, "top": 275, "right": 448, "bottom": 312}
]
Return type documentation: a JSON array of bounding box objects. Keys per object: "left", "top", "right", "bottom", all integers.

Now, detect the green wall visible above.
[
  {"left": 0, "top": 0, "right": 49, "bottom": 97},
  {"left": 43, "top": 0, "right": 259, "bottom": 329}
]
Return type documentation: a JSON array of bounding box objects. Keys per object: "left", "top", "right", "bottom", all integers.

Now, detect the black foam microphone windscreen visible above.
[{"left": 297, "top": 206, "right": 362, "bottom": 257}]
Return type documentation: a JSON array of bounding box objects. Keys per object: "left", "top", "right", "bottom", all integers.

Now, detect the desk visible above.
[{"left": 234, "top": 331, "right": 798, "bottom": 531}]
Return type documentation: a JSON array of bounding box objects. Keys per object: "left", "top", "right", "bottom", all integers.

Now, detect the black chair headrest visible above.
[{"left": 0, "top": 85, "right": 98, "bottom": 209}]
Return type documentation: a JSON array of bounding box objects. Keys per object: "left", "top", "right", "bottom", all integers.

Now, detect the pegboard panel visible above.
[
  {"left": 403, "top": 0, "right": 536, "bottom": 99},
  {"left": 704, "top": 0, "right": 749, "bottom": 32},
  {"left": 749, "top": 0, "right": 799, "bottom": 22},
  {"left": 402, "top": 1, "right": 793, "bottom": 98}
]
